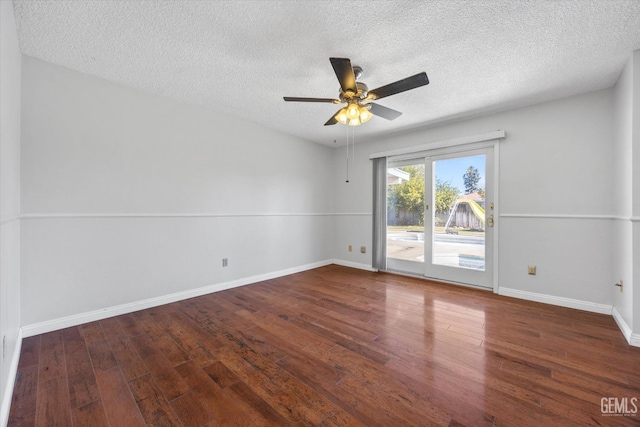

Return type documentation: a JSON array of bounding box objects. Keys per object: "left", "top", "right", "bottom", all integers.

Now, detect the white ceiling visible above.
[{"left": 12, "top": 0, "right": 640, "bottom": 146}]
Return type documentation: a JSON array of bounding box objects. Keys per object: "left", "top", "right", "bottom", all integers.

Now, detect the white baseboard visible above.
[
  {"left": 21, "top": 259, "right": 334, "bottom": 338},
  {"left": 612, "top": 306, "right": 640, "bottom": 347},
  {"left": 499, "top": 287, "right": 612, "bottom": 315},
  {"left": 332, "top": 259, "right": 377, "bottom": 272},
  {"left": 612, "top": 306, "right": 633, "bottom": 342},
  {"left": 1, "top": 328, "right": 23, "bottom": 427}
]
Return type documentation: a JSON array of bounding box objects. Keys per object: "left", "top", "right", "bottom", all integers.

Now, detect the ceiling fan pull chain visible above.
[
  {"left": 345, "top": 151, "right": 349, "bottom": 183},
  {"left": 352, "top": 126, "right": 355, "bottom": 164},
  {"left": 346, "top": 124, "right": 350, "bottom": 183}
]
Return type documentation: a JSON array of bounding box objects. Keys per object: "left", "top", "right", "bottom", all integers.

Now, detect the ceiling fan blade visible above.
[
  {"left": 330, "top": 57, "right": 357, "bottom": 94},
  {"left": 324, "top": 108, "right": 343, "bottom": 126},
  {"left": 283, "top": 97, "right": 340, "bottom": 103},
  {"left": 324, "top": 116, "right": 338, "bottom": 126},
  {"left": 369, "top": 72, "right": 429, "bottom": 100},
  {"left": 368, "top": 103, "right": 403, "bottom": 121}
]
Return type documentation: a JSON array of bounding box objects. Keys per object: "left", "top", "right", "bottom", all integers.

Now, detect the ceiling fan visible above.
[{"left": 283, "top": 57, "right": 429, "bottom": 126}]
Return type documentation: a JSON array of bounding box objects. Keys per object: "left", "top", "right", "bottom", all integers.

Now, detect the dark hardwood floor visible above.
[{"left": 8, "top": 265, "right": 640, "bottom": 426}]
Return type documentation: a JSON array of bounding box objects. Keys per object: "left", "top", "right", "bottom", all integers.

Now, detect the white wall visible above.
[
  {"left": 612, "top": 51, "right": 634, "bottom": 333},
  {"left": 333, "top": 89, "right": 615, "bottom": 309},
  {"left": 0, "top": 1, "right": 22, "bottom": 423},
  {"left": 332, "top": 143, "right": 374, "bottom": 269},
  {"left": 632, "top": 51, "right": 640, "bottom": 336},
  {"left": 20, "top": 56, "right": 335, "bottom": 328}
]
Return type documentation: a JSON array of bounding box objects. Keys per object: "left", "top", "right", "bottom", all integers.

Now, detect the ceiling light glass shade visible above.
[
  {"left": 336, "top": 108, "right": 348, "bottom": 124},
  {"left": 359, "top": 106, "right": 372, "bottom": 123},
  {"left": 348, "top": 116, "right": 361, "bottom": 126},
  {"left": 346, "top": 103, "right": 360, "bottom": 120}
]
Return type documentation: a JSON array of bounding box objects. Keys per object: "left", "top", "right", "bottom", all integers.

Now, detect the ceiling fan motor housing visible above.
[{"left": 341, "top": 81, "right": 369, "bottom": 103}]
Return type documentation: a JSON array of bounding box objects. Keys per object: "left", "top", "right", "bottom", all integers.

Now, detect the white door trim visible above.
[{"left": 370, "top": 130, "right": 506, "bottom": 159}]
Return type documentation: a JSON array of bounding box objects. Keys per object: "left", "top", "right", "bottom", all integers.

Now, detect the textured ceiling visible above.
[{"left": 12, "top": 0, "right": 640, "bottom": 146}]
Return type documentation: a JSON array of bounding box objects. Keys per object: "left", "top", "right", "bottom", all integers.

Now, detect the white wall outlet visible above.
[{"left": 222, "top": 258, "right": 228, "bottom": 267}]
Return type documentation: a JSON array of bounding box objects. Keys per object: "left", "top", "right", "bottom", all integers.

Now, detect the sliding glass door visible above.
[
  {"left": 386, "top": 159, "right": 426, "bottom": 275},
  {"left": 386, "top": 147, "right": 494, "bottom": 289}
]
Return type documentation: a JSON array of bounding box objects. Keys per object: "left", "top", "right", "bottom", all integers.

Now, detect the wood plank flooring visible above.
[{"left": 8, "top": 265, "right": 640, "bottom": 426}]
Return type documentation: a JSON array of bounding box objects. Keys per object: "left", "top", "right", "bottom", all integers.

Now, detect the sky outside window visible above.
[{"left": 434, "top": 155, "right": 485, "bottom": 194}]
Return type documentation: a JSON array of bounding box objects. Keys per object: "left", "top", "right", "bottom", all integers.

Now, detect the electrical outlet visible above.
[
  {"left": 528, "top": 265, "right": 536, "bottom": 275},
  {"left": 222, "top": 258, "right": 228, "bottom": 267},
  {"left": 348, "top": 245, "right": 352, "bottom": 252},
  {"left": 360, "top": 246, "right": 366, "bottom": 254},
  {"left": 619, "top": 279, "right": 624, "bottom": 293}
]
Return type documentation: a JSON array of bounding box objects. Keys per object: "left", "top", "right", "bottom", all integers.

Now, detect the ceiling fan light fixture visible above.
[{"left": 337, "top": 103, "right": 370, "bottom": 126}]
